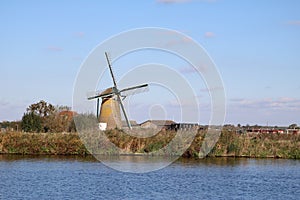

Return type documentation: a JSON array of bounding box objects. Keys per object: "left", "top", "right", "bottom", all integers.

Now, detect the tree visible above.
[
  {"left": 25, "top": 100, "right": 57, "bottom": 132},
  {"left": 289, "top": 124, "right": 298, "bottom": 129},
  {"left": 44, "top": 112, "right": 72, "bottom": 132},
  {"left": 27, "top": 100, "right": 55, "bottom": 118},
  {"left": 23, "top": 100, "right": 76, "bottom": 133},
  {"left": 56, "top": 105, "right": 71, "bottom": 112},
  {"left": 21, "top": 112, "right": 42, "bottom": 132}
]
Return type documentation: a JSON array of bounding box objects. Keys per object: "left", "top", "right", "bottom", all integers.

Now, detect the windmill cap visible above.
[{"left": 100, "top": 87, "right": 115, "bottom": 97}]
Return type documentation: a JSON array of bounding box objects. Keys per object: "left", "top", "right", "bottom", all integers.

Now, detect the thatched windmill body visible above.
[{"left": 88, "top": 52, "right": 148, "bottom": 130}]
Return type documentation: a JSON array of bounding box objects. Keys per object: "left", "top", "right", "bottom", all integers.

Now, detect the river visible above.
[{"left": 0, "top": 155, "right": 299, "bottom": 199}]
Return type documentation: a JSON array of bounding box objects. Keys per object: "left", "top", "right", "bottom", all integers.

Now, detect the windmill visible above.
[{"left": 87, "top": 52, "right": 149, "bottom": 130}]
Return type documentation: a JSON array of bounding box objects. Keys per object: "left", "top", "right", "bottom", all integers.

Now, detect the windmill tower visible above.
[{"left": 87, "top": 52, "right": 148, "bottom": 130}]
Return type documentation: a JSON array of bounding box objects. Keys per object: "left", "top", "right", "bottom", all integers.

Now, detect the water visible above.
[{"left": 0, "top": 155, "right": 299, "bottom": 200}]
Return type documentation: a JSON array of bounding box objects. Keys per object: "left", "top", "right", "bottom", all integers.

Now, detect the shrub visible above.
[{"left": 21, "top": 112, "right": 42, "bottom": 132}]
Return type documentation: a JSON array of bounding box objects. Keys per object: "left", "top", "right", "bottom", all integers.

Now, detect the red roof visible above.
[{"left": 58, "top": 111, "right": 78, "bottom": 119}]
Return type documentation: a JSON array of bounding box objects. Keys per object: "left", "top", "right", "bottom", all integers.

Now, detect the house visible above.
[
  {"left": 140, "top": 120, "right": 175, "bottom": 129},
  {"left": 58, "top": 110, "right": 78, "bottom": 120}
]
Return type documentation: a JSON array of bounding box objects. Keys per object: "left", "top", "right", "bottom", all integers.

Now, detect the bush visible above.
[{"left": 21, "top": 112, "right": 42, "bottom": 132}]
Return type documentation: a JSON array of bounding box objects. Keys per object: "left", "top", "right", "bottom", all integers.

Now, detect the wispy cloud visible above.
[
  {"left": 46, "top": 46, "right": 63, "bottom": 52},
  {"left": 204, "top": 31, "right": 216, "bottom": 38},
  {"left": 179, "top": 66, "right": 198, "bottom": 74},
  {"left": 179, "top": 64, "right": 207, "bottom": 74},
  {"left": 0, "top": 99, "right": 28, "bottom": 121},
  {"left": 230, "top": 98, "right": 244, "bottom": 102},
  {"left": 265, "top": 86, "right": 271, "bottom": 89},
  {"left": 164, "top": 36, "right": 193, "bottom": 47},
  {"left": 200, "top": 86, "right": 224, "bottom": 93},
  {"left": 0, "top": 99, "right": 9, "bottom": 107},
  {"left": 156, "top": 29, "right": 194, "bottom": 47},
  {"left": 287, "top": 20, "right": 300, "bottom": 26},
  {"left": 229, "top": 97, "right": 300, "bottom": 111},
  {"left": 74, "top": 32, "right": 85, "bottom": 38}
]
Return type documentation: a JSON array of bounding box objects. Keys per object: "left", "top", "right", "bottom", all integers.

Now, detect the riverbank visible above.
[
  {"left": 0, "top": 130, "right": 299, "bottom": 159},
  {"left": 0, "top": 132, "right": 88, "bottom": 155}
]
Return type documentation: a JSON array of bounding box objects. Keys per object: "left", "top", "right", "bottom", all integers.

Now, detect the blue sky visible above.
[{"left": 0, "top": 0, "right": 299, "bottom": 126}]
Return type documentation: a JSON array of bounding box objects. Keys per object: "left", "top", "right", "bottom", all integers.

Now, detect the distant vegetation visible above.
[
  {"left": 0, "top": 100, "right": 299, "bottom": 159},
  {"left": 20, "top": 100, "right": 76, "bottom": 133},
  {"left": 1, "top": 129, "right": 300, "bottom": 159},
  {"left": 207, "top": 129, "right": 300, "bottom": 159},
  {"left": 1, "top": 100, "right": 299, "bottom": 134},
  {"left": 0, "top": 100, "right": 77, "bottom": 133}
]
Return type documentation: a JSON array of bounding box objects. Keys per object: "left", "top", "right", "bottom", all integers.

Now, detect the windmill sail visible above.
[
  {"left": 116, "top": 93, "right": 132, "bottom": 129},
  {"left": 120, "top": 84, "right": 149, "bottom": 97},
  {"left": 104, "top": 52, "right": 132, "bottom": 129},
  {"left": 86, "top": 88, "right": 114, "bottom": 100},
  {"left": 105, "top": 52, "right": 118, "bottom": 88},
  {"left": 87, "top": 51, "right": 149, "bottom": 130}
]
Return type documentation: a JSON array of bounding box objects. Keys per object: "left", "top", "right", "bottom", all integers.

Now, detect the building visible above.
[
  {"left": 122, "top": 120, "right": 139, "bottom": 128},
  {"left": 58, "top": 110, "right": 78, "bottom": 120},
  {"left": 168, "top": 123, "right": 199, "bottom": 131},
  {"left": 140, "top": 120, "right": 175, "bottom": 129}
]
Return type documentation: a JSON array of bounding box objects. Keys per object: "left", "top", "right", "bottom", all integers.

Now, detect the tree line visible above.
[
  {"left": 0, "top": 100, "right": 98, "bottom": 133},
  {"left": 21, "top": 100, "right": 76, "bottom": 133}
]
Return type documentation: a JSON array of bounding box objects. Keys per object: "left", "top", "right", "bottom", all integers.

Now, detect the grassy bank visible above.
[
  {"left": 0, "top": 130, "right": 300, "bottom": 159},
  {"left": 206, "top": 130, "right": 300, "bottom": 159},
  {"left": 0, "top": 132, "right": 88, "bottom": 155}
]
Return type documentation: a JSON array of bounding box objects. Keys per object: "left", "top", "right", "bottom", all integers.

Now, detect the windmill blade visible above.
[
  {"left": 87, "top": 91, "right": 101, "bottom": 100},
  {"left": 87, "top": 92, "right": 114, "bottom": 100},
  {"left": 119, "top": 84, "right": 149, "bottom": 97},
  {"left": 96, "top": 98, "right": 100, "bottom": 119},
  {"left": 86, "top": 89, "right": 115, "bottom": 100},
  {"left": 116, "top": 94, "right": 132, "bottom": 129},
  {"left": 105, "top": 52, "right": 118, "bottom": 89}
]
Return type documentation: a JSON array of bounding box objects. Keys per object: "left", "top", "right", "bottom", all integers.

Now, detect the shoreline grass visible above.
[{"left": 0, "top": 130, "right": 299, "bottom": 159}]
